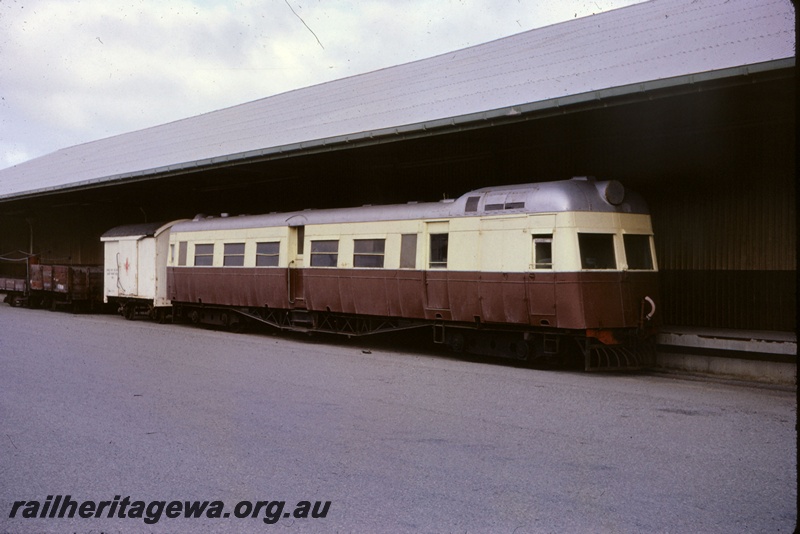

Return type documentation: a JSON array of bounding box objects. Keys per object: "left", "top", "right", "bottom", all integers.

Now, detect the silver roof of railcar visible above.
[
  {"left": 0, "top": 0, "right": 794, "bottom": 200},
  {"left": 171, "top": 178, "right": 648, "bottom": 233}
]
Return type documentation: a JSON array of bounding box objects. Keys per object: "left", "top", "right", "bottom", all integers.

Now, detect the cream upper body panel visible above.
[
  {"left": 166, "top": 179, "right": 656, "bottom": 272},
  {"left": 168, "top": 210, "right": 656, "bottom": 273}
]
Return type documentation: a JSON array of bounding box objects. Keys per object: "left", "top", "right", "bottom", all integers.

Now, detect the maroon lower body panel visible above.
[
  {"left": 168, "top": 267, "right": 288, "bottom": 308},
  {"left": 168, "top": 267, "right": 660, "bottom": 331}
]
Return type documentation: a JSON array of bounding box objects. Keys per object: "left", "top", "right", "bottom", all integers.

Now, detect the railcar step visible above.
[{"left": 290, "top": 310, "right": 314, "bottom": 326}]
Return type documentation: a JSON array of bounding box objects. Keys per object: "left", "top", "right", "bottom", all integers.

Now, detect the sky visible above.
[{"left": 0, "top": 0, "right": 646, "bottom": 170}]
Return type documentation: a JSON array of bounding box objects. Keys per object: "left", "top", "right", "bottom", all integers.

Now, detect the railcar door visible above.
[
  {"left": 287, "top": 223, "right": 305, "bottom": 306},
  {"left": 527, "top": 233, "right": 557, "bottom": 325},
  {"left": 424, "top": 222, "right": 450, "bottom": 312}
]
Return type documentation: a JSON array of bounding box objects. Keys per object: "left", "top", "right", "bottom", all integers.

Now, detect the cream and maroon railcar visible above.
[{"left": 163, "top": 177, "right": 659, "bottom": 370}]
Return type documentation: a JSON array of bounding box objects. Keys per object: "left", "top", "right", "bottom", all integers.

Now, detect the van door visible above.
[{"left": 116, "top": 238, "right": 140, "bottom": 296}]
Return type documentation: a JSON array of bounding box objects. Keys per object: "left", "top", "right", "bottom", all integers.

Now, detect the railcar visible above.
[{"left": 162, "top": 177, "right": 659, "bottom": 370}]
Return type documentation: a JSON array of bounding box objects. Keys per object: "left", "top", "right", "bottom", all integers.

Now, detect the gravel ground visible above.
[{"left": 0, "top": 305, "right": 796, "bottom": 533}]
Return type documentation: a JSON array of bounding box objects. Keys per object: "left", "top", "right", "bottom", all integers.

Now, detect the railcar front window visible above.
[
  {"left": 624, "top": 234, "right": 654, "bottom": 270},
  {"left": 223, "top": 243, "right": 245, "bottom": 266},
  {"left": 310, "top": 240, "right": 339, "bottom": 267},
  {"left": 533, "top": 235, "right": 553, "bottom": 269},
  {"left": 194, "top": 244, "right": 214, "bottom": 266},
  {"left": 256, "top": 242, "right": 280, "bottom": 267},
  {"left": 354, "top": 239, "right": 385, "bottom": 268},
  {"left": 429, "top": 234, "right": 448, "bottom": 269},
  {"left": 578, "top": 233, "right": 616, "bottom": 270}
]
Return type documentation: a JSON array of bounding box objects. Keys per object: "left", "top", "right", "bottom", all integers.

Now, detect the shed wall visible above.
[{"left": 649, "top": 103, "right": 795, "bottom": 331}]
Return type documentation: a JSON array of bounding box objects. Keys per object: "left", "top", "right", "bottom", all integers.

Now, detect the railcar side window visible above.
[
  {"left": 353, "top": 239, "right": 385, "bottom": 268},
  {"left": 194, "top": 244, "right": 214, "bottom": 266},
  {"left": 533, "top": 235, "right": 553, "bottom": 269},
  {"left": 429, "top": 234, "right": 448, "bottom": 269},
  {"left": 310, "top": 240, "right": 339, "bottom": 267},
  {"left": 296, "top": 226, "right": 305, "bottom": 255},
  {"left": 578, "top": 233, "right": 616, "bottom": 269},
  {"left": 256, "top": 242, "right": 280, "bottom": 267},
  {"left": 623, "top": 234, "right": 654, "bottom": 270},
  {"left": 223, "top": 243, "right": 245, "bottom": 266},
  {"left": 400, "top": 234, "right": 417, "bottom": 269},
  {"left": 178, "top": 242, "right": 188, "bottom": 266}
]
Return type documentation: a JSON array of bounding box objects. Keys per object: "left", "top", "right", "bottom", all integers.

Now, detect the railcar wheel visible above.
[
  {"left": 229, "top": 319, "right": 247, "bottom": 333},
  {"left": 445, "top": 331, "right": 466, "bottom": 353},
  {"left": 123, "top": 303, "right": 136, "bottom": 320},
  {"left": 510, "top": 340, "right": 530, "bottom": 360},
  {"left": 189, "top": 310, "right": 201, "bottom": 324}
]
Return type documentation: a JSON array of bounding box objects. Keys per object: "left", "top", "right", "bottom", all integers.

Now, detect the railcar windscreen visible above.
[
  {"left": 578, "top": 233, "right": 616, "bottom": 270},
  {"left": 623, "top": 234, "right": 654, "bottom": 270}
]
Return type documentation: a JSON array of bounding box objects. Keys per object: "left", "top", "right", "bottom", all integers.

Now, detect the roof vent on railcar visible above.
[
  {"left": 571, "top": 176, "right": 626, "bottom": 207},
  {"left": 596, "top": 180, "right": 625, "bottom": 206}
]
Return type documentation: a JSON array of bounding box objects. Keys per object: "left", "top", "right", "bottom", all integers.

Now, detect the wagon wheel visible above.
[
  {"left": 510, "top": 339, "right": 530, "bottom": 361},
  {"left": 229, "top": 319, "right": 247, "bottom": 333},
  {"left": 446, "top": 331, "right": 466, "bottom": 353},
  {"left": 123, "top": 303, "right": 136, "bottom": 320}
]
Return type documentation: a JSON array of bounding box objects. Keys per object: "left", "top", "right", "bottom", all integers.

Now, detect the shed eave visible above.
[{"left": 1, "top": 57, "right": 793, "bottom": 204}]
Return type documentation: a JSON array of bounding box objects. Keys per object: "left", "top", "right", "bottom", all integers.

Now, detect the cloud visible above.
[{"left": 0, "top": 0, "right": 644, "bottom": 169}]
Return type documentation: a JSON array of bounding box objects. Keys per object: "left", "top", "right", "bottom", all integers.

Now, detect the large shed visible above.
[{"left": 0, "top": 0, "right": 795, "bottom": 371}]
